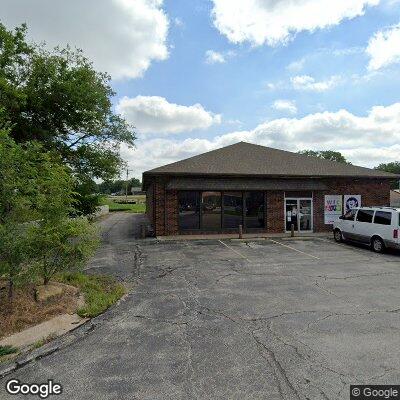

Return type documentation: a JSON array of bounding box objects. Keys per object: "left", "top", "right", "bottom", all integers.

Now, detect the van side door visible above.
[{"left": 353, "top": 209, "right": 375, "bottom": 243}]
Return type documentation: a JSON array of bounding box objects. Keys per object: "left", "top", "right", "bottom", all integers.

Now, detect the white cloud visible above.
[
  {"left": 366, "top": 23, "right": 400, "bottom": 70},
  {"left": 174, "top": 17, "right": 184, "bottom": 27},
  {"left": 210, "top": 0, "right": 379, "bottom": 47},
  {"left": 116, "top": 96, "right": 221, "bottom": 135},
  {"left": 291, "top": 75, "right": 341, "bottom": 91},
  {"left": 0, "top": 0, "right": 169, "bottom": 80},
  {"left": 286, "top": 58, "right": 305, "bottom": 72},
  {"left": 272, "top": 100, "right": 298, "bottom": 114},
  {"left": 123, "top": 102, "right": 400, "bottom": 177},
  {"left": 205, "top": 50, "right": 226, "bottom": 64},
  {"left": 205, "top": 50, "right": 236, "bottom": 64}
]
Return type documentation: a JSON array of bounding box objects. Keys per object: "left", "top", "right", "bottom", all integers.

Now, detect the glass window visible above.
[
  {"left": 374, "top": 211, "right": 392, "bottom": 225},
  {"left": 178, "top": 191, "right": 200, "bottom": 230},
  {"left": 202, "top": 192, "right": 222, "bottom": 230},
  {"left": 342, "top": 209, "right": 357, "bottom": 221},
  {"left": 223, "top": 192, "right": 243, "bottom": 229},
  {"left": 244, "top": 192, "right": 265, "bottom": 228},
  {"left": 356, "top": 209, "right": 374, "bottom": 223}
]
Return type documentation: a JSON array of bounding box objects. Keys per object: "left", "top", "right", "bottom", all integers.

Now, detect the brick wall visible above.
[
  {"left": 313, "top": 178, "right": 391, "bottom": 232},
  {"left": 145, "top": 183, "right": 154, "bottom": 223},
  {"left": 266, "top": 191, "right": 284, "bottom": 233},
  {"left": 147, "top": 177, "right": 392, "bottom": 236}
]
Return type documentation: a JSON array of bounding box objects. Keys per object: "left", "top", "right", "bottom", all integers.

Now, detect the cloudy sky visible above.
[{"left": 2, "top": 0, "right": 400, "bottom": 178}]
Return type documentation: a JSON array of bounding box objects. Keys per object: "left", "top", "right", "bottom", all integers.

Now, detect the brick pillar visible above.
[
  {"left": 165, "top": 190, "right": 178, "bottom": 235},
  {"left": 313, "top": 191, "right": 330, "bottom": 232},
  {"left": 154, "top": 181, "right": 165, "bottom": 236},
  {"left": 267, "top": 191, "right": 284, "bottom": 233}
]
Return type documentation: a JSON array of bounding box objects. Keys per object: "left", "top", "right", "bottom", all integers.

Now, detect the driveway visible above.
[{"left": 2, "top": 213, "right": 400, "bottom": 399}]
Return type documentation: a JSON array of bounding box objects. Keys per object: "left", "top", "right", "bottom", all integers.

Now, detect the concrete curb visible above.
[
  {"left": 0, "top": 319, "right": 92, "bottom": 379},
  {"left": 0, "top": 291, "right": 132, "bottom": 380},
  {"left": 156, "top": 234, "right": 332, "bottom": 243}
]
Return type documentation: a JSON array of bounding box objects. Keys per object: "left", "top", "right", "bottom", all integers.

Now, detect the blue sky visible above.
[{"left": 3, "top": 0, "right": 400, "bottom": 178}]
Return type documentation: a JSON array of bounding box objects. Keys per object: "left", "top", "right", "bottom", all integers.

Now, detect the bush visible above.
[
  {"left": 0, "top": 345, "right": 18, "bottom": 357},
  {"left": 31, "top": 218, "right": 100, "bottom": 285},
  {"left": 56, "top": 273, "right": 125, "bottom": 317}
]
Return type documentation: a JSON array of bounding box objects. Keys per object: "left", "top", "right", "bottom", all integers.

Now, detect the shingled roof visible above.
[{"left": 143, "top": 142, "right": 398, "bottom": 179}]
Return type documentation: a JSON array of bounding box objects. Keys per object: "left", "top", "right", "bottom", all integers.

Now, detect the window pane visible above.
[
  {"left": 223, "top": 192, "right": 243, "bottom": 229},
  {"left": 202, "top": 192, "right": 222, "bottom": 230},
  {"left": 356, "top": 209, "right": 374, "bottom": 223},
  {"left": 343, "top": 209, "right": 356, "bottom": 221},
  {"left": 245, "top": 192, "right": 265, "bottom": 228},
  {"left": 178, "top": 191, "right": 200, "bottom": 230},
  {"left": 374, "top": 211, "right": 392, "bottom": 225}
]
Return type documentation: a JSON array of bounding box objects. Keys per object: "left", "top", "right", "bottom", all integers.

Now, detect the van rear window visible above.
[
  {"left": 374, "top": 211, "right": 392, "bottom": 225},
  {"left": 356, "top": 209, "right": 374, "bottom": 223}
]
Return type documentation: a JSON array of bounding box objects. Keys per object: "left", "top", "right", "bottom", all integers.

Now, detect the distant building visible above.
[
  {"left": 391, "top": 189, "right": 400, "bottom": 207},
  {"left": 131, "top": 187, "right": 145, "bottom": 195}
]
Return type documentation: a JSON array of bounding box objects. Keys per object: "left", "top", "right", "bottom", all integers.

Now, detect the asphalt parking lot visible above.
[{"left": 2, "top": 215, "right": 400, "bottom": 400}]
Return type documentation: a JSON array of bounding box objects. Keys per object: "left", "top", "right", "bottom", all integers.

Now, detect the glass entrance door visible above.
[{"left": 285, "top": 198, "right": 313, "bottom": 232}]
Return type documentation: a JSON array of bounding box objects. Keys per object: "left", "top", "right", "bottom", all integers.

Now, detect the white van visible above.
[{"left": 333, "top": 207, "right": 400, "bottom": 253}]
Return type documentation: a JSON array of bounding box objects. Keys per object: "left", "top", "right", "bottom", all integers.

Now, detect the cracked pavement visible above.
[{"left": 2, "top": 213, "right": 400, "bottom": 399}]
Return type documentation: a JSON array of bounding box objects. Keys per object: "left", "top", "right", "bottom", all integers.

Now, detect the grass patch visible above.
[
  {"left": 0, "top": 345, "right": 18, "bottom": 357},
  {"left": 101, "top": 195, "right": 146, "bottom": 213},
  {"left": 56, "top": 273, "right": 125, "bottom": 318}
]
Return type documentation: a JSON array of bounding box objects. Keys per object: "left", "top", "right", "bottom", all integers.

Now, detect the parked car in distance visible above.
[{"left": 333, "top": 206, "right": 400, "bottom": 253}]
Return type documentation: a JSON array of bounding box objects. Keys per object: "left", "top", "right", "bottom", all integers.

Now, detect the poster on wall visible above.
[
  {"left": 324, "top": 195, "right": 343, "bottom": 224},
  {"left": 344, "top": 195, "right": 361, "bottom": 213}
]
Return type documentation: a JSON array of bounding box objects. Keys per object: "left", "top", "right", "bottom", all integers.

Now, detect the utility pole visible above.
[{"left": 125, "top": 168, "right": 132, "bottom": 203}]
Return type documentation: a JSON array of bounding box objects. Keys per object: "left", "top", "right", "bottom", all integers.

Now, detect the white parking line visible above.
[
  {"left": 218, "top": 240, "right": 251, "bottom": 262},
  {"left": 268, "top": 239, "right": 320, "bottom": 260}
]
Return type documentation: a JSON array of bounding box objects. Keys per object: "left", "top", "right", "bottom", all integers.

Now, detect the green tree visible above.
[
  {"left": 0, "top": 22, "right": 136, "bottom": 183},
  {"left": 27, "top": 151, "right": 99, "bottom": 284},
  {"left": 375, "top": 162, "right": 400, "bottom": 175},
  {"left": 0, "top": 129, "right": 41, "bottom": 300},
  {"left": 31, "top": 218, "right": 99, "bottom": 285},
  {"left": 375, "top": 162, "right": 400, "bottom": 189},
  {"left": 298, "top": 150, "right": 350, "bottom": 164},
  {"left": 97, "top": 177, "right": 142, "bottom": 195}
]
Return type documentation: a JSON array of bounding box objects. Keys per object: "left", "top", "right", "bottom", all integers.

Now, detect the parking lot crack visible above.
[
  {"left": 251, "top": 329, "right": 301, "bottom": 400},
  {"left": 133, "top": 314, "right": 191, "bottom": 325}
]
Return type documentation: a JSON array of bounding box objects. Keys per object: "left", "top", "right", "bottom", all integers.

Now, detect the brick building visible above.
[{"left": 142, "top": 142, "right": 398, "bottom": 236}]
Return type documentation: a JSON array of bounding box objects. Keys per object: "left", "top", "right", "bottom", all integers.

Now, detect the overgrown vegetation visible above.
[
  {"left": 57, "top": 273, "right": 125, "bottom": 318},
  {"left": 0, "top": 345, "right": 18, "bottom": 357},
  {"left": 0, "top": 130, "right": 100, "bottom": 300},
  {"left": 0, "top": 22, "right": 133, "bottom": 319},
  {"left": 0, "top": 22, "right": 136, "bottom": 215}
]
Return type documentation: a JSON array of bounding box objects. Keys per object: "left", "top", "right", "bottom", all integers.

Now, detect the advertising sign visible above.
[
  {"left": 324, "top": 195, "right": 343, "bottom": 224},
  {"left": 344, "top": 195, "right": 361, "bottom": 214}
]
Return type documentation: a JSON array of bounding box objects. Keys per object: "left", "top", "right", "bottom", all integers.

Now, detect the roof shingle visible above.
[{"left": 143, "top": 142, "right": 399, "bottom": 179}]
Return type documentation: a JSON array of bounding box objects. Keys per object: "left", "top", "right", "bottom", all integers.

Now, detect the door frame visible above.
[{"left": 284, "top": 197, "right": 313, "bottom": 233}]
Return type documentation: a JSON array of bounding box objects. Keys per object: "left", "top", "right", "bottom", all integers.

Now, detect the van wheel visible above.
[
  {"left": 334, "top": 229, "right": 342, "bottom": 243},
  {"left": 371, "top": 237, "right": 385, "bottom": 253}
]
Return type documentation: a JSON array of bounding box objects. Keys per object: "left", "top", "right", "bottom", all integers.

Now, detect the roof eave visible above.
[{"left": 142, "top": 171, "right": 400, "bottom": 180}]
